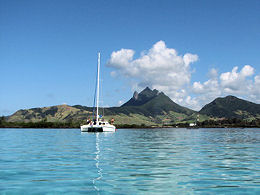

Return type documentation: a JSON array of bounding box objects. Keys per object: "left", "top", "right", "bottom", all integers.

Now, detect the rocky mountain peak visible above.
[
  {"left": 121, "top": 87, "right": 156, "bottom": 107},
  {"left": 122, "top": 87, "right": 163, "bottom": 107}
]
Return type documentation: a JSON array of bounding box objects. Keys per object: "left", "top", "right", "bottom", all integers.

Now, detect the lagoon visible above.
[{"left": 0, "top": 128, "right": 259, "bottom": 194}]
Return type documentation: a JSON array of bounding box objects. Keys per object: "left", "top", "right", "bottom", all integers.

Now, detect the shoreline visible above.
[
  {"left": 0, "top": 125, "right": 258, "bottom": 129},
  {"left": 1, "top": 118, "right": 260, "bottom": 129}
]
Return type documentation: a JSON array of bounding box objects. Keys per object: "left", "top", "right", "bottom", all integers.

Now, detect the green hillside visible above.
[
  {"left": 199, "top": 95, "right": 260, "bottom": 120},
  {"left": 7, "top": 105, "right": 92, "bottom": 123},
  {"left": 6, "top": 91, "right": 260, "bottom": 127},
  {"left": 6, "top": 87, "right": 201, "bottom": 125},
  {"left": 5, "top": 91, "right": 260, "bottom": 127}
]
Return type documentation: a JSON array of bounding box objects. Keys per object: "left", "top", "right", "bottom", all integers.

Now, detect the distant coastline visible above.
[
  {"left": 2, "top": 87, "right": 260, "bottom": 129},
  {"left": 1, "top": 118, "right": 260, "bottom": 129}
]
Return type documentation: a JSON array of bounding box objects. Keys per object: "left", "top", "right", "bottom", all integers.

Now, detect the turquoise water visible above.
[{"left": 0, "top": 128, "right": 259, "bottom": 194}]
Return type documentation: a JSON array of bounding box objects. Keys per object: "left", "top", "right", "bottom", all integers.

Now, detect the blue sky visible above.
[{"left": 1, "top": 0, "right": 260, "bottom": 115}]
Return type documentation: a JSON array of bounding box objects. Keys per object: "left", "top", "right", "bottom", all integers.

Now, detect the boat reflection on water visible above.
[
  {"left": 93, "top": 133, "right": 102, "bottom": 192},
  {"left": 81, "top": 131, "right": 115, "bottom": 192}
]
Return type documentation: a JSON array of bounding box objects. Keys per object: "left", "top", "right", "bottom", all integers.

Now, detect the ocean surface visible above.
[{"left": 0, "top": 128, "right": 259, "bottom": 194}]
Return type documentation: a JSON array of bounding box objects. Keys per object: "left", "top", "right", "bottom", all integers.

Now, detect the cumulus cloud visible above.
[
  {"left": 107, "top": 40, "right": 198, "bottom": 105},
  {"left": 190, "top": 68, "right": 221, "bottom": 109},
  {"left": 108, "top": 49, "right": 135, "bottom": 68},
  {"left": 107, "top": 41, "right": 259, "bottom": 110},
  {"left": 220, "top": 65, "right": 254, "bottom": 93},
  {"left": 249, "top": 75, "right": 260, "bottom": 103},
  {"left": 192, "top": 69, "right": 220, "bottom": 95},
  {"left": 191, "top": 65, "right": 259, "bottom": 109}
]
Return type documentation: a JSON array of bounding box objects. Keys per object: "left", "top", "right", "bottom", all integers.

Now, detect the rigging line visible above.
[
  {"left": 98, "top": 53, "right": 105, "bottom": 118},
  {"left": 92, "top": 54, "right": 99, "bottom": 121},
  {"left": 100, "top": 77, "right": 105, "bottom": 118}
]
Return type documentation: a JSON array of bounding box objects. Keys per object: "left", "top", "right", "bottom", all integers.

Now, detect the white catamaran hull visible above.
[{"left": 81, "top": 124, "right": 116, "bottom": 132}]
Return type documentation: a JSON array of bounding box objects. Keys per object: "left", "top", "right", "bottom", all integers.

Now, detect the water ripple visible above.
[{"left": 0, "top": 128, "right": 259, "bottom": 194}]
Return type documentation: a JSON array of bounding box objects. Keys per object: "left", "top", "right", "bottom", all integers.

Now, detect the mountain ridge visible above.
[
  {"left": 5, "top": 88, "right": 260, "bottom": 125},
  {"left": 121, "top": 87, "right": 195, "bottom": 116},
  {"left": 6, "top": 87, "right": 198, "bottom": 125},
  {"left": 199, "top": 95, "right": 260, "bottom": 119},
  {"left": 122, "top": 87, "right": 160, "bottom": 107}
]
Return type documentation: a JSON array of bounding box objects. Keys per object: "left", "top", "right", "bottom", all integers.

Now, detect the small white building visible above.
[{"left": 189, "top": 123, "right": 196, "bottom": 127}]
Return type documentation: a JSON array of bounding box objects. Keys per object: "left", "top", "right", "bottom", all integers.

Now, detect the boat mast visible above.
[{"left": 96, "top": 52, "right": 100, "bottom": 122}]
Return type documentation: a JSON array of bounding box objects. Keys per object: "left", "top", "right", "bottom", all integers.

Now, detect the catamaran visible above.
[{"left": 81, "top": 53, "right": 116, "bottom": 132}]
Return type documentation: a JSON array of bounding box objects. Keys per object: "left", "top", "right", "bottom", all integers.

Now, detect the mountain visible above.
[
  {"left": 122, "top": 87, "right": 195, "bottom": 116},
  {"left": 122, "top": 87, "right": 160, "bottom": 106},
  {"left": 6, "top": 87, "right": 199, "bottom": 125},
  {"left": 5, "top": 90, "right": 260, "bottom": 126},
  {"left": 199, "top": 95, "right": 260, "bottom": 119}
]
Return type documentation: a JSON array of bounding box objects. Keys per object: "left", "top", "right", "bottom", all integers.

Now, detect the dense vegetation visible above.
[
  {"left": 0, "top": 117, "right": 81, "bottom": 128},
  {"left": 197, "top": 118, "right": 260, "bottom": 128},
  {"left": 172, "top": 118, "right": 260, "bottom": 128},
  {"left": 199, "top": 95, "right": 260, "bottom": 119},
  {"left": 1, "top": 116, "right": 260, "bottom": 129}
]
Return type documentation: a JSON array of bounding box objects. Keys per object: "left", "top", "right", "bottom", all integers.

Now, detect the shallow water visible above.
[{"left": 0, "top": 128, "right": 259, "bottom": 194}]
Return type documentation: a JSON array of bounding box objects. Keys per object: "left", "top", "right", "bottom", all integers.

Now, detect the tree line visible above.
[
  {"left": 1, "top": 116, "right": 260, "bottom": 128},
  {"left": 0, "top": 117, "right": 81, "bottom": 128},
  {"left": 172, "top": 118, "right": 260, "bottom": 128}
]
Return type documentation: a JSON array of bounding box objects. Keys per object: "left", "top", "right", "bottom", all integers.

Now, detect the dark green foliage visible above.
[
  {"left": 172, "top": 118, "right": 260, "bottom": 128},
  {"left": 0, "top": 116, "right": 6, "bottom": 125},
  {"left": 30, "top": 108, "right": 42, "bottom": 113},
  {"left": 140, "top": 93, "right": 194, "bottom": 116},
  {"left": 0, "top": 120, "right": 82, "bottom": 128},
  {"left": 199, "top": 95, "right": 260, "bottom": 118},
  {"left": 197, "top": 118, "right": 260, "bottom": 128},
  {"left": 43, "top": 107, "right": 58, "bottom": 116},
  {"left": 1, "top": 118, "right": 260, "bottom": 128},
  {"left": 72, "top": 105, "right": 93, "bottom": 112},
  {"left": 118, "top": 87, "right": 195, "bottom": 117},
  {"left": 115, "top": 123, "right": 150, "bottom": 129}
]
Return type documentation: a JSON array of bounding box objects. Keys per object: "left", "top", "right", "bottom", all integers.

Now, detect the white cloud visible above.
[
  {"left": 220, "top": 65, "right": 254, "bottom": 94},
  {"left": 184, "top": 96, "right": 200, "bottom": 110},
  {"left": 107, "top": 41, "right": 259, "bottom": 110},
  {"left": 107, "top": 40, "right": 198, "bottom": 103},
  {"left": 241, "top": 65, "right": 254, "bottom": 77},
  {"left": 192, "top": 82, "right": 204, "bottom": 94},
  {"left": 191, "top": 66, "right": 258, "bottom": 110},
  {"left": 109, "top": 49, "right": 135, "bottom": 69},
  {"left": 250, "top": 75, "right": 260, "bottom": 103},
  {"left": 254, "top": 75, "right": 260, "bottom": 86},
  {"left": 183, "top": 53, "right": 199, "bottom": 66},
  {"left": 191, "top": 68, "right": 222, "bottom": 109},
  {"left": 192, "top": 71, "right": 220, "bottom": 95}
]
